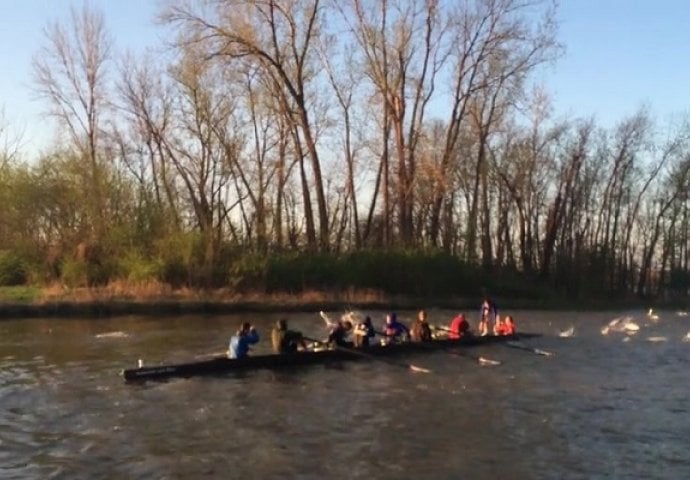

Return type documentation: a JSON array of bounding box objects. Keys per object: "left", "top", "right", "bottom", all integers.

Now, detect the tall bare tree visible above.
[
  {"left": 32, "top": 3, "right": 113, "bottom": 239},
  {"left": 163, "top": 0, "right": 330, "bottom": 250}
]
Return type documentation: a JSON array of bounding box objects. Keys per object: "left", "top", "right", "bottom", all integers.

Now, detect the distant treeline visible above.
[{"left": 0, "top": 1, "right": 688, "bottom": 302}]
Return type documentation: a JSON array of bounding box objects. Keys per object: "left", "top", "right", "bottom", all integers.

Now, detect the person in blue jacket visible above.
[
  {"left": 228, "top": 322, "right": 260, "bottom": 358},
  {"left": 382, "top": 312, "right": 409, "bottom": 343}
]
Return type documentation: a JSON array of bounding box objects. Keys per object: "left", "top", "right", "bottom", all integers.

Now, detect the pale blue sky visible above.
[{"left": 1, "top": 1, "right": 689, "bottom": 156}]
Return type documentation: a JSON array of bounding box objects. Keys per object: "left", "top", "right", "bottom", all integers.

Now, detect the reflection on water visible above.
[{"left": 1, "top": 311, "right": 689, "bottom": 479}]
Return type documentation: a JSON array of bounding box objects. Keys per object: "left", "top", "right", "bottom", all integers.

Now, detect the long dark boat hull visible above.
[{"left": 122, "top": 333, "right": 540, "bottom": 382}]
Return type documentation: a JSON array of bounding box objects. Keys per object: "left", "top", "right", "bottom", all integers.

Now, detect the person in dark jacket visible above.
[
  {"left": 228, "top": 322, "right": 260, "bottom": 359},
  {"left": 410, "top": 309, "right": 432, "bottom": 342},
  {"left": 327, "top": 319, "right": 353, "bottom": 348},
  {"left": 271, "top": 318, "right": 307, "bottom": 354},
  {"left": 353, "top": 316, "right": 376, "bottom": 348}
]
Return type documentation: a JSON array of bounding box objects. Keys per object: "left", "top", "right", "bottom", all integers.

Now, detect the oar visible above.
[
  {"left": 446, "top": 348, "right": 502, "bottom": 366},
  {"left": 430, "top": 325, "right": 502, "bottom": 366},
  {"left": 319, "top": 310, "right": 338, "bottom": 327},
  {"left": 303, "top": 336, "right": 432, "bottom": 373},
  {"left": 194, "top": 350, "right": 227, "bottom": 359},
  {"left": 504, "top": 341, "right": 554, "bottom": 357}
]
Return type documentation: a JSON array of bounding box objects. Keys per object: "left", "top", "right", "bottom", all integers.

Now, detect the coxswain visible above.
[
  {"left": 382, "top": 312, "right": 409, "bottom": 343},
  {"left": 478, "top": 295, "right": 498, "bottom": 336},
  {"left": 410, "top": 309, "right": 432, "bottom": 342},
  {"left": 271, "top": 318, "right": 307, "bottom": 354},
  {"left": 228, "top": 322, "right": 260, "bottom": 359},
  {"left": 448, "top": 313, "right": 470, "bottom": 339},
  {"left": 353, "top": 316, "right": 376, "bottom": 348},
  {"left": 327, "top": 319, "right": 354, "bottom": 348}
]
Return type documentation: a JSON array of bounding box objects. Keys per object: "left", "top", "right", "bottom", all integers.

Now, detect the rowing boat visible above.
[{"left": 122, "top": 332, "right": 541, "bottom": 382}]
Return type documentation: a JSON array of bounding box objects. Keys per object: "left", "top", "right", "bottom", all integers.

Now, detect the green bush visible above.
[
  {"left": 0, "top": 286, "right": 41, "bottom": 302},
  {"left": 60, "top": 258, "right": 89, "bottom": 288},
  {"left": 0, "top": 251, "right": 27, "bottom": 286},
  {"left": 229, "top": 252, "right": 268, "bottom": 291},
  {"left": 117, "top": 253, "right": 165, "bottom": 283}
]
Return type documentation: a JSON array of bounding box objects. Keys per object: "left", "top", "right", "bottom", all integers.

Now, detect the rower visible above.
[
  {"left": 228, "top": 322, "right": 260, "bottom": 359},
  {"left": 502, "top": 315, "right": 517, "bottom": 336},
  {"left": 410, "top": 309, "right": 432, "bottom": 342},
  {"left": 353, "top": 316, "right": 376, "bottom": 348},
  {"left": 327, "top": 319, "right": 354, "bottom": 348},
  {"left": 448, "top": 313, "right": 470, "bottom": 339},
  {"left": 271, "top": 318, "right": 307, "bottom": 354},
  {"left": 478, "top": 295, "right": 498, "bottom": 336},
  {"left": 382, "top": 312, "right": 409, "bottom": 344},
  {"left": 493, "top": 315, "right": 504, "bottom": 336}
]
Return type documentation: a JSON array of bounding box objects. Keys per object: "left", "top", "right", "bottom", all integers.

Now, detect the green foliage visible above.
[
  {"left": 60, "top": 258, "right": 89, "bottom": 288},
  {"left": 264, "top": 252, "right": 340, "bottom": 292},
  {"left": 117, "top": 252, "right": 165, "bottom": 283},
  {"left": 0, "top": 286, "right": 41, "bottom": 303},
  {"left": 229, "top": 252, "right": 269, "bottom": 291},
  {"left": 0, "top": 251, "right": 28, "bottom": 286},
  {"left": 241, "top": 249, "right": 482, "bottom": 296},
  {"left": 153, "top": 232, "right": 199, "bottom": 287}
]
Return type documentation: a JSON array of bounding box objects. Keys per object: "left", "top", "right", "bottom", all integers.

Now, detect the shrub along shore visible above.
[
  {"left": 0, "top": 250, "right": 682, "bottom": 318},
  {"left": 0, "top": 285, "right": 672, "bottom": 319}
]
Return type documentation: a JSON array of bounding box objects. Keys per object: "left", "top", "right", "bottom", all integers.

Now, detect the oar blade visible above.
[
  {"left": 505, "top": 341, "right": 554, "bottom": 357},
  {"left": 409, "top": 364, "right": 432, "bottom": 373},
  {"left": 478, "top": 356, "right": 501, "bottom": 366}
]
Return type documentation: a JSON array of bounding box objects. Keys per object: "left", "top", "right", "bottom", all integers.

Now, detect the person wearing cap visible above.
[
  {"left": 228, "top": 322, "right": 260, "bottom": 359},
  {"left": 271, "top": 318, "right": 307, "bottom": 354},
  {"left": 478, "top": 295, "right": 498, "bottom": 336},
  {"left": 353, "top": 315, "right": 376, "bottom": 348},
  {"left": 327, "top": 319, "right": 354, "bottom": 348},
  {"left": 448, "top": 313, "right": 470, "bottom": 339},
  {"left": 382, "top": 312, "right": 409, "bottom": 343},
  {"left": 410, "top": 309, "right": 432, "bottom": 342}
]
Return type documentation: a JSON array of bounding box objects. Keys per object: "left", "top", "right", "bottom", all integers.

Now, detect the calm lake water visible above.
[{"left": 1, "top": 309, "right": 689, "bottom": 480}]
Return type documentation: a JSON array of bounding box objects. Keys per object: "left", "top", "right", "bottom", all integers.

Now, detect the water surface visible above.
[{"left": 1, "top": 309, "right": 689, "bottom": 479}]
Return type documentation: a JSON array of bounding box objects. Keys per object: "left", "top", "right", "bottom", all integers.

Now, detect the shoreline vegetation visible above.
[
  {"left": 1, "top": 249, "right": 686, "bottom": 319},
  {"left": 0, "top": 283, "right": 681, "bottom": 319}
]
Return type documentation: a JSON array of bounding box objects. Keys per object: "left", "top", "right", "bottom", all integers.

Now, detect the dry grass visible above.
[{"left": 31, "top": 281, "right": 389, "bottom": 307}]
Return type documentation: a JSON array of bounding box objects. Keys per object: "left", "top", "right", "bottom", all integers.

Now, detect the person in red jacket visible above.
[
  {"left": 448, "top": 313, "right": 470, "bottom": 339},
  {"left": 501, "top": 315, "right": 517, "bottom": 336}
]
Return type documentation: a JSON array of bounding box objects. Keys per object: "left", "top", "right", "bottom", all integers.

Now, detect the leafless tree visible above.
[{"left": 32, "top": 3, "right": 113, "bottom": 238}]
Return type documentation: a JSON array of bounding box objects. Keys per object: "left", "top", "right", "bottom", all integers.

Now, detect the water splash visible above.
[
  {"left": 602, "top": 316, "right": 639, "bottom": 336},
  {"left": 559, "top": 326, "right": 575, "bottom": 337}
]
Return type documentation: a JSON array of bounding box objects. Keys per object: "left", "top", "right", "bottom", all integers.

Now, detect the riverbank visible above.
[{"left": 0, "top": 284, "right": 680, "bottom": 318}]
